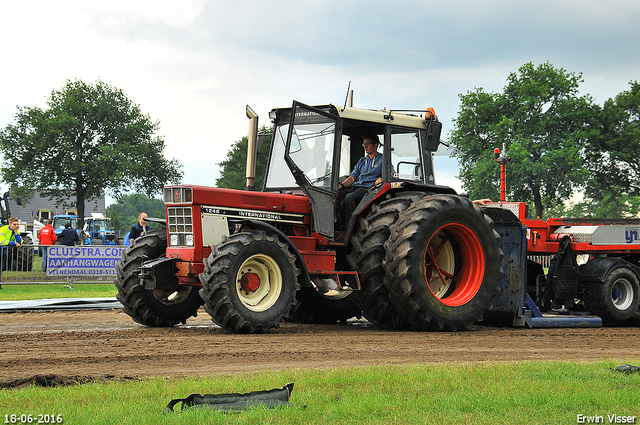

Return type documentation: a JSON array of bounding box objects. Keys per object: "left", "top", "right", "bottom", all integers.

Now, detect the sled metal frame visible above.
[
  {"left": 488, "top": 209, "right": 603, "bottom": 328},
  {"left": 523, "top": 293, "right": 602, "bottom": 328}
]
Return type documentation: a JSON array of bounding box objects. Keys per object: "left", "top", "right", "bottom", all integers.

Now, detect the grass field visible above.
[
  {"left": 0, "top": 284, "right": 117, "bottom": 301},
  {"left": 1, "top": 282, "right": 639, "bottom": 423},
  {"left": 1, "top": 361, "right": 639, "bottom": 424}
]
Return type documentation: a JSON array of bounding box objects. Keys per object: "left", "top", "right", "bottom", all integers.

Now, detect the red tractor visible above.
[{"left": 115, "top": 101, "right": 503, "bottom": 333}]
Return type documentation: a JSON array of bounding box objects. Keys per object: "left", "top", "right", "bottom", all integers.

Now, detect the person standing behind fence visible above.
[
  {"left": 60, "top": 223, "right": 79, "bottom": 246},
  {"left": 38, "top": 219, "right": 57, "bottom": 272},
  {"left": 0, "top": 217, "right": 23, "bottom": 288},
  {"left": 129, "top": 212, "right": 152, "bottom": 243}
]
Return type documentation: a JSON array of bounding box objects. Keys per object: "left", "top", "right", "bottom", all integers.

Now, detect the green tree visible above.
[
  {"left": 0, "top": 79, "right": 183, "bottom": 225},
  {"left": 216, "top": 126, "right": 272, "bottom": 190},
  {"left": 106, "top": 193, "right": 165, "bottom": 235},
  {"left": 449, "top": 62, "right": 598, "bottom": 218},
  {"left": 582, "top": 81, "right": 640, "bottom": 217}
]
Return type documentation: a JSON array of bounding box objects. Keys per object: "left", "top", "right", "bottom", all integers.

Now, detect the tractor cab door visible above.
[{"left": 284, "top": 101, "right": 341, "bottom": 239}]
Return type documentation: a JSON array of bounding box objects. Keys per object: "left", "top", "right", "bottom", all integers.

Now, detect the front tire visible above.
[
  {"left": 114, "top": 229, "right": 203, "bottom": 327},
  {"left": 199, "top": 230, "right": 300, "bottom": 333},
  {"left": 384, "top": 195, "right": 502, "bottom": 331},
  {"left": 584, "top": 267, "right": 639, "bottom": 323}
]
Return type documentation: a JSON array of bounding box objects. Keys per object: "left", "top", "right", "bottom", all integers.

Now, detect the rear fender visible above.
[
  {"left": 347, "top": 183, "right": 459, "bottom": 238},
  {"left": 580, "top": 257, "right": 640, "bottom": 282}
]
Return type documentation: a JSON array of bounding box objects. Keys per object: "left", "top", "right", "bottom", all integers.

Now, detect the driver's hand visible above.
[{"left": 375, "top": 178, "right": 382, "bottom": 185}]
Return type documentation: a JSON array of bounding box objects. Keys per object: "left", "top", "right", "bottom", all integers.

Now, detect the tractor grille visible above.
[{"left": 167, "top": 207, "right": 193, "bottom": 247}]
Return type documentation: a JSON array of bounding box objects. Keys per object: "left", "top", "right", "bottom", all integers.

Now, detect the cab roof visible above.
[
  {"left": 335, "top": 105, "right": 432, "bottom": 130},
  {"left": 270, "top": 103, "right": 436, "bottom": 130}
]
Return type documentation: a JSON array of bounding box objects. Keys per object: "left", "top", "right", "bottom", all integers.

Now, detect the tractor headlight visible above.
[
  {"left": 170, "top": 234, "right": 179, "bottom": 246},
  {"left": 185, "top": 234, "right": 194, "bottom": 247}
]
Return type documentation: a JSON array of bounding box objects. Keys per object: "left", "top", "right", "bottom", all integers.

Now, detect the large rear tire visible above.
[
  {"left": 584, "top": 267, "right": 639, "bottom": 324},
  {"left": 115, "top": 229, "right": 203, "bottom": 327},
  {"left": 199, "top": 230, "right": 300, "bottom": 333},
  {"left": 384, "top": 195, "right": 502, "bottom": 331},
  {"left": 346, "top": 192, "right": 425, "bottom": 329}
]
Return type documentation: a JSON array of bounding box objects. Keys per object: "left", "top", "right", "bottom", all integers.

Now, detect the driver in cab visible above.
[{"left": 337, "top": 134, "right": 383, "bottom": 222}]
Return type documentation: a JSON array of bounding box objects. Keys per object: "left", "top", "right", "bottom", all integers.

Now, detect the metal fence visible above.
[
  {"left": 0, "top": 244, "right": 118, "bottom": 286},
  {"left": 527, "top": 254, "right": 590, "bottom": 270},
  {"left": 527, "top": 254, "right": 552, "bottom": 270}
]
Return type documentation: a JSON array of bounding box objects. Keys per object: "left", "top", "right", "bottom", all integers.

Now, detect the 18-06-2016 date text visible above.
[{"left": 4, "top": 414, "right": 63, "bottom": 424}]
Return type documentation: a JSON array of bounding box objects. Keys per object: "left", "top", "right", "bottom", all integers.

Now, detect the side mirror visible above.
[
  {"left": 256, "top": 131, "right": 271, "bottom": 154},
  {"left": 424, "top": 120, "right": 442, "bottom": 151}
]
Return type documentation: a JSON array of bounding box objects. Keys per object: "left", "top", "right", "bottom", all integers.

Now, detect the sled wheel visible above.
[
  {"left": 115, "top": 229, "right": 204, "bottom": 327},
  {"left": 384, "top": 195, "right": 502, "bottom": 331},
  {"left": 584, "top": 267, "right": 639, "bottom": 323},
  {"left": 199, "top": 230, "right": 300, "bottom": 333}
]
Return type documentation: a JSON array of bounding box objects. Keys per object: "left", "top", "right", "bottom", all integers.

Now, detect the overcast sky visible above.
[{"left": 1, "top": 0, "right": 639, "bottom": 200}]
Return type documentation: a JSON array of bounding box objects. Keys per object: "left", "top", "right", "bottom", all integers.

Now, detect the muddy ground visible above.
[{"left": 1, "top": 308, "right": 639, "bottom": 388}]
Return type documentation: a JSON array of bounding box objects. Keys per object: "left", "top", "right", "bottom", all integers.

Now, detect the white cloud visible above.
[{"left": 1, "top": 0, "right": 639, "bottom": 200}]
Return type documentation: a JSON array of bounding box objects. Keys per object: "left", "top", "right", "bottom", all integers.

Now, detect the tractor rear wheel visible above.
[
  {"left": 584, "top": 267, "right": 639, "bottom": 323},
  {"left": 199, "top": 230, "right": 300, "bottom": 333},
  {"left": 346, "top": 192, "right": 425, "bottom": 329},
  {"left": 115, "top": 229, "right": 203, "bottom": 327},
  {"left": 384, "top": 195, "right": 502, "bottom": 331}
]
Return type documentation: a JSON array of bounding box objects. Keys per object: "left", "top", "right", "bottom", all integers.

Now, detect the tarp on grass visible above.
[{"left": 163, "top": 383, "right": 295, "bottom": 413}]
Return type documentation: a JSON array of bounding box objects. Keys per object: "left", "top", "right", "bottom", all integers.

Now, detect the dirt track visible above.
[{"left": 1, "top": 308, "right": 639, "bottom": 388}]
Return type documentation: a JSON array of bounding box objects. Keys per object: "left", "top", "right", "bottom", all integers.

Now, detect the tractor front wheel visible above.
[
  {"left": 384, "top": 195, "right": 502, "bottom": 331},
  {"left": 115, "top": 229, "right": 203, "bottom": 327},
  {"left": 199, "top": 230, "right": 300, "bottom": 333}
]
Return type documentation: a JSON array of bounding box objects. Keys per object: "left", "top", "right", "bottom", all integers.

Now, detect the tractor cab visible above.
[{"left": 264, "top": 101, "right": 448, "bottom": 240}]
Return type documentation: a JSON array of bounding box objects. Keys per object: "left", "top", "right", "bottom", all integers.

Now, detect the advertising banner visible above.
[{"left": 46, "top": 246, "right": 126, "bottom": 277}]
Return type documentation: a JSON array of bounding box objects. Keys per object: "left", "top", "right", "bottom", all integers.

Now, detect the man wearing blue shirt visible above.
[
  {"left": 60, "top": 223, "right": 79, "bottom": 246},
  {"left": 337, "top": 134, "right": 384, "bottom": 224},
  {"left": 129, "top": 212, "right": 152, "bottom": 243}
]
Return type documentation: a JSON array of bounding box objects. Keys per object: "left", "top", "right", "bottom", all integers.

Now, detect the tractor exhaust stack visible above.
[{"left": 245, "top": 105, "right": 259, "bottom": 190}]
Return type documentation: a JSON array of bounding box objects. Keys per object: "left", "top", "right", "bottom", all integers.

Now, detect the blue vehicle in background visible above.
[
  {"left": 81, "top": 213, "right": 122, "bottom": 245},
  {"left": 52, "top": 213, "right": 123, "bottom": 245},
  {"left": 52, "top": 214, "right": 80, "bottom": 241}
]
